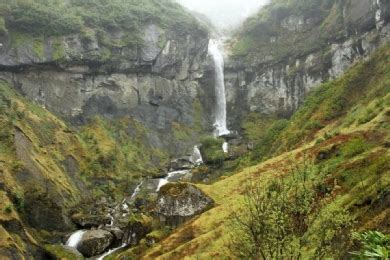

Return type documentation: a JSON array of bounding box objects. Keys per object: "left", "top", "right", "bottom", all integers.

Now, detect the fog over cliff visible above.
[{"left": 176, "top": 0, "right": 270, "bottom": 30}]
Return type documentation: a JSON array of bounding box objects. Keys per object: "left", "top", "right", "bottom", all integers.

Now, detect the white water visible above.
[
  {"left": 190, "top": 145, "right": 203, "bottom": 165},
  {"left": 96, "top": 243, "right": 127, "bottom": 260},
  {"left": 209, "top": 39, "right": 230, "bottom": 137},
  {"left": 130, "top": 181, "right": 143, "bottom": 199},
  {"left": 156, "top": 170, "right": 191, "bottom": 191},
  {"left": 66, "top": 230, "right": 85, "bottom": 248},
  {"left": 222, "top": 142, "right": 229, "bottom": 153}
]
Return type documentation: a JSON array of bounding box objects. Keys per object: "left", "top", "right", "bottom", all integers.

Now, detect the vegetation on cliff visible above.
[
  {"left": 229, "top": 0, "right": 373, "bottom": 63},
  {"left": 1, "top": 0, "right": 207, "bottom": 38},
  {"left": 138, "top": 44, "right": 390, "bottom": 259}
]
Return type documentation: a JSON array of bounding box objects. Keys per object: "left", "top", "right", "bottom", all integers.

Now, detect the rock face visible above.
[
  {"left": 71, "top": 213, "right": 111, "bottom": 228},
  {"left": 224, "top": 0, "right": 390, "bottom": 129},
  {"left": 77, "top": 230, "right": 113, "bottom": 257},
  {"left": 155, "top": 183, "right": 214, "bottom": 226},
  {"left": 0, "top": 23, "right": 212, "bottom": 156}
]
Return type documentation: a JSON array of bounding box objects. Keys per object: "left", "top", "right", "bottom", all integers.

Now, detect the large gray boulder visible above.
[
  {"left": 77, "top": 230, "right": 113, "bottom": 257},
  {"left": 155, "top": 183, "right": 214, "bottom": 226}
]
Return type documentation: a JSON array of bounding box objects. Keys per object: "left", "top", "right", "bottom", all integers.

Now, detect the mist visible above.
[{"left": 176, "top": 0, "right": 270, "bottom": 30}]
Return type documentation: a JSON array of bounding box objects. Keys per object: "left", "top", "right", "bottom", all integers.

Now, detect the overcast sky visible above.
[{"left": 176, "top": 0, "right": 270, "bottom": 30}]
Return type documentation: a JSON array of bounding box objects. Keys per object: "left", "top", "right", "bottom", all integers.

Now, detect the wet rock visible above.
[
  {"left": 71, "top": 213, "right": 111, "bottom": 228},
  {"left": 155, "top": 183, "right": 214, "bottom": 226},
  {"left": 169, "top": 157, "right": 194, "bottom": 171},
  {"left": 45, "top": 245, "right": 84, "bottom": 260},
  {"left": 77, "top": 230, "right": 113, "bottom": 257},
  {"left": 115, "top": 214, "right": 152, "bottom": 246}
]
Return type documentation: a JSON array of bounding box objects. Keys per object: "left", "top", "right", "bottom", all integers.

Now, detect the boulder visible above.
[
  {"left": 115, "top": 214, "right": 153, "bottom": 246},
  {"left": 155, "top": 183, "right": 214, "bottom": 226},
  {"left": 169, "top": 157, "right": 193, "bottom": 171},
  {"left": 77, "top": 230, "right": 113, "bottom": 257},
  {"left": 71, "top": 213, "right": 110, "bottom": 228}
]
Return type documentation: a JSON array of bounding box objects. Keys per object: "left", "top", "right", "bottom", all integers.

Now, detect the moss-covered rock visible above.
[
  {"left": 156, "top": 183, "right": 214, "bottom": 226},
  {"left": 200, "top": 137, "right": 226, "bottom": 165},
  {"left": 45, "top": 244, "right": 84, "bottom": 260}
]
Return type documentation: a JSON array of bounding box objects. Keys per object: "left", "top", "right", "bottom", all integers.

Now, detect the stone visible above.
[
  {"left": 71, "top": 213, "right": 111, "bottom": 228},
  {"left": 77, "top": 230, "right": 113, "bottom": 257},
  {"left": 169, "top": 157, "right": 194, "bottom": 171},
  {"left": 155, "top": 183, "right": 214, "bottom": 226}
]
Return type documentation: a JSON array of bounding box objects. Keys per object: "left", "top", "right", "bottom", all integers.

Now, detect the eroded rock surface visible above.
[{"left": 155, "top": 183, "right": 214, "bottom": 226}]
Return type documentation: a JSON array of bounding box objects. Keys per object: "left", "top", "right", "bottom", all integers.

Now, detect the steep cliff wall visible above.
[
  {"left": 225, "top": 0, "right": 390, "bottom": 129},
  {"left": 0, "top": 1, "right": 212, "bottom": 156}
]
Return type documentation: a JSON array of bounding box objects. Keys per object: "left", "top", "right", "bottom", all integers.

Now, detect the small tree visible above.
[{"left": 229, "top": 153, "right": 354, "bottom": 259}]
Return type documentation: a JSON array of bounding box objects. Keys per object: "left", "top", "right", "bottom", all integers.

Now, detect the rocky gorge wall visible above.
[
  {"left": 0, "top": 23, "right": 212, "bottom": 156},
  {"left": 224, "top": 0, "right": 390, "bottom": 130}
]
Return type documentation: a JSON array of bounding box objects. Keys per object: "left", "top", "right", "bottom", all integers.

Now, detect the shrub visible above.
[
  {"left": 341, "top": 138, "right": 369, "bottom": 158},
  {"left": 350, "top": 231, "right": 390, "bottom": 259},
  {"left": 4, "top": 204, "right": 12, "bottom": 213},
  {"left": 200, "top": 137, "right": 226, "bottom": 166}
]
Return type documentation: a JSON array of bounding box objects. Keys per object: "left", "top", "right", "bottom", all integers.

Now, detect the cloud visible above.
[{"left": 176, "top": 0, "right": 270, "bottom": 30}]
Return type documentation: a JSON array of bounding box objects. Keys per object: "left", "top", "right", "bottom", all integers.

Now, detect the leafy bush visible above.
[
  {"left": 2, "top": 0, "right": 206, "bottom": 39},
  {"left": 350, "top": 231, "right": 390, "bottom": 259},
  {"left": 8, "top": 1, "right": 83, "bottom": 36},
  {"left": 200, "top": 137, "right": 226, "bottom": 166}
]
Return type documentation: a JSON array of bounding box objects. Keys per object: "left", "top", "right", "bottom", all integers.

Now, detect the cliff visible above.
[
  {"left": 225, "top": 0, "right": 390, "bottom": 129},
  {"left": 0, "top": 0, "right": 212, "bottom": 156}
]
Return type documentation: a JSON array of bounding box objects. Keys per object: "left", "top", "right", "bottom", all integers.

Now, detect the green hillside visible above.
[{"left": 133, "top": 44, "right": 390, "bottom": 259}]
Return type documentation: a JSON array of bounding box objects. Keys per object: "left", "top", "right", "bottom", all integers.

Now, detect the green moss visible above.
[
  {"left": 341, "top": 138, "right": 369, "bottom": 158},
  {"left": 193, "top": 99, "right": 204, "bottom": 133},
  {"left": 45, "top": 244, "right": 83, "bottom": 260},
  {"left": 200, "top": 136, "right": 226, "bottom": 165},
  {"left": 52, "top": 37, "right": 65, "bottom": 60},
  {"left": 0, "top": 16, "right": 7, "bottom": 34}
]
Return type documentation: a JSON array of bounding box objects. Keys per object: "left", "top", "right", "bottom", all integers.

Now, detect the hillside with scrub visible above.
[
  {"left": 129, "top": 43, "right": 390, "bottom": 259},
  {"left": 0, "top": 0, "right": 389, "bottom": 259}
]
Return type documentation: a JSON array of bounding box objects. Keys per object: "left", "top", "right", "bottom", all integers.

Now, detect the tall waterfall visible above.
[{"left": 209, "top": 39, "right": 230, "bottom": 136}]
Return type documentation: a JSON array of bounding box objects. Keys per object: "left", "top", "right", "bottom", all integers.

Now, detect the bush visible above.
[
  {"left": 4, "top": 204, "right": 12, "bottom": 213},
  {"left": 350, "top": 231, "right": 390, "bottom": 259},
  {"left": 8, "top": 1, "right": 83, "bottom": 36},
  {"left": 200, "top": 137, "right": 226, "bottom": 166},
  {"left": 341, "top": 138, "right": 369, "bottom": 158}
]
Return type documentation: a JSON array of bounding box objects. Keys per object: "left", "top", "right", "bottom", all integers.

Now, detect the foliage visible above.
[
  {"left": 341, "top": 138, "right": 369, "bottom": 158},
  {"left": 229, "top": 154, "right": 354, "bottom": 259},
  {"left": 200, "top": 137, "right": 226, "bottom": 166},
  {"left": 1, "top": 0, "right": 206, "bottom": 40},
  {"left": 250, "top": 119, "right": 288, "bottom": 161},
  {"left": 230, "top": 0, "right": 339, "bottom": 61},
  {"left": 350, "top": 231, "right": 390, "bottom": 259}
]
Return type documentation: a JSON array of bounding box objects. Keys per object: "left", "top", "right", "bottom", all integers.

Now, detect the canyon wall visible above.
[{"left": 225, "top": 0, "right": 390, "bottom": 129}]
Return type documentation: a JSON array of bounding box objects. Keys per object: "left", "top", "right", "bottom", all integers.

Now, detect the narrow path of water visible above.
[{"left": 209, "top": 39, "right": 230, "bottom": 137}]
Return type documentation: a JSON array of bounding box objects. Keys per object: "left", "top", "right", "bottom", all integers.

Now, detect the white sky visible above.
[{"left": 176, "top": 0, "right": 270, "bottom": 30}]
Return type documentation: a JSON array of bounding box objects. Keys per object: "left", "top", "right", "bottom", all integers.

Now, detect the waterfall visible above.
[
  {"left": 222, "top": 142, "right": 229, "bottom": 153},
  {"left": 209, "top": 39, "right": 230, "bottom": 137},
  {"left": 190, "top": 145, "right": 203, "bottom": 165},
  {"left": 66, "top": 230, "right": 85, "bottom": 248},
  {"left": 130, "top": 182, "right": 143, "bottom": 199},
  {"left": 156, "top": 170, "right": 191, "bottom": 191}
]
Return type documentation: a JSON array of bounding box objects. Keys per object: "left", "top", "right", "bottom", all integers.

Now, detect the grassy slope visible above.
[
  {"left": 0, "top": 80, "right": 169, "bottom": 257},
  {"left": 134, "top": 44, "right": 390, "bottom": 259}
]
